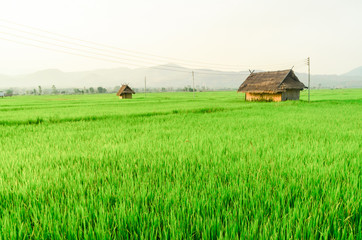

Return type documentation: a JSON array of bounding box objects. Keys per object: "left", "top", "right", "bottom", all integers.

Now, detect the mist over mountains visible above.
[{"left": 0, "top": 64, "right": 361, "bottom": 91}]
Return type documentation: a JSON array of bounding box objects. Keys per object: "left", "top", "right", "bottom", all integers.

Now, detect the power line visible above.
[
  {"left": 0, "top": 18, "right": 305, "bottom": 70},
  {"left": 0, "top": 31, "right": 247, "bottom": 76},
  {"left": 0, "top": 35, "right": 248, "bottom": 76},
  {"left": 0, "top": 31, "right": 188, "bottom": 71},
  {"left": 0, "top": 36, "right": 189, "bottom": 73},
  {"left": 0, "top": 19, "right": 246, "bottom": 68},
  {"left": 0, "top": 24, "right": 244, "bottom": 72}
]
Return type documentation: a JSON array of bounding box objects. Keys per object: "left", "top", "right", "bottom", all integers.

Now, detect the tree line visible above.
[{"left": 1, "top": 85, "right": 214, "bottom": 96}]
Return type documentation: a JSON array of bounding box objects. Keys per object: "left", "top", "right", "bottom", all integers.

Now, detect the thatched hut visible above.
[
  {"left": 237, "top": 69, "right": 306, "bottom": 102},
  {"left": 116, "top": 85, "right": 135, "bottom": 99}
]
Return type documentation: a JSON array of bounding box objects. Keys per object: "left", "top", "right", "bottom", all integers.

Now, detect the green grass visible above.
[{"left": 0, "top": 89, "right": 361, "bottom": 239}]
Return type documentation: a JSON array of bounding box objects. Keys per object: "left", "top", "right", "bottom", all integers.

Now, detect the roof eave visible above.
[{"left": 239, "top": 90, "right": 283, "bottom": 94}]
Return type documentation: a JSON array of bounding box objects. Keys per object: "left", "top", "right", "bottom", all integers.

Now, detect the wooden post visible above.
[
  {"left": 144, "top": 76, "right": 146, "bottom": 98},
  {"left": 308, "top": 58, "right": 311, "bottom": 102},
  {"left": 192, "top": 71, "right": 195, "bottom": 98}
]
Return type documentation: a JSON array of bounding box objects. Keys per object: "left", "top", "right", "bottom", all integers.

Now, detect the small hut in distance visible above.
[
  {"left": 237, "top": 69, "right": 306, "bottom": 102},
  {"left": 116, "top": 85, "right": 135, "bottom": 99}
]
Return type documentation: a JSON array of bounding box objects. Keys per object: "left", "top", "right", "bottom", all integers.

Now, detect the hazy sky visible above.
[{"left": 0, "top": 0, "right": 361, "bottom": 75}]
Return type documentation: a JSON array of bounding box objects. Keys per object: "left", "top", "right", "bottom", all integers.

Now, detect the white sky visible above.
[{"left": 0, "top": 0, "right": 361, "bottom": 75}]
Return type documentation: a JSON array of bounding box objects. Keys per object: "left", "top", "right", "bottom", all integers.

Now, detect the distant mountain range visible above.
[
  {"left": 0, "top": 64, "right": 361, "bottom": 90},
  {"left": 343, "top": 66, "right": 362, "bottom": 77}
]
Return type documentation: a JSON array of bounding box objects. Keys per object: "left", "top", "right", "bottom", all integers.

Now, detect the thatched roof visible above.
[
  {"left": 116, "top": 85, "right": 135, "bottom": 96},
  {"left": 237, "top": 69, "right": 306, "bottom": 93}
]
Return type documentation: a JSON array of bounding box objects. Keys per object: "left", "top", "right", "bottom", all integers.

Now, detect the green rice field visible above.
[{"left": 0, "top": 89, "right": 361, "bottom": 239}]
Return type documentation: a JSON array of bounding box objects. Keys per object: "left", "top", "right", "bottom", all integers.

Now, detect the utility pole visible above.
[
  {"left": 307, "top": 57, "right": 310, "bottom": 103},
  {"left": 144, "top": 76, "right": 146, "bottom": 98},
  {"left": 192, "top": 71, "right": 195, "bottom": 98}
]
